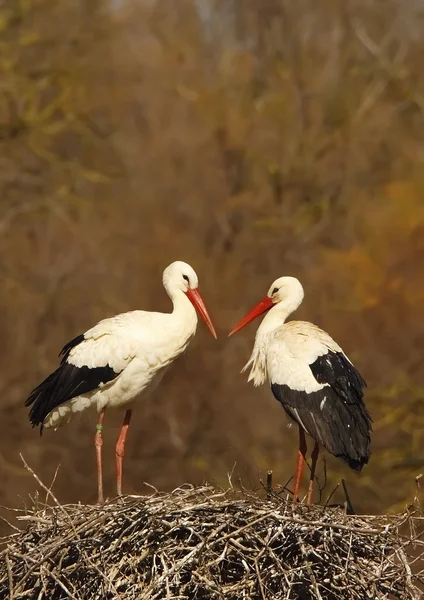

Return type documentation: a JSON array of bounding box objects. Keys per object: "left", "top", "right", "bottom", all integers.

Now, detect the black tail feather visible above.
[
  {"left": 25, "top": 367, "right": 65, "bottom": 433},
  {"left": 271, "top": 383, "right": 372, "bottom": 470},
  {"left": 25, "top": 360, "right": 119, "bottom": 432}
]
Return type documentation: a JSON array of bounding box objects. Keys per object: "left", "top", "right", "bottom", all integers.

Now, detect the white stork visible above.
[
  {"left": 229, "top": 276, "right": 372, "bottom": 505},
  {"left": 25, "top": 261, "right": 217, "bottom": 504}
]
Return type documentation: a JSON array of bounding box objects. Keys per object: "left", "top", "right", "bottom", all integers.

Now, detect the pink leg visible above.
[
  {"left": 307, "top": 442, "right": 320, "bottom": 505},
  {"left": 116, "top": 409, "right": 132, "bottom": 497},
  {"left": 94, "top": 408, "right": 106, "bottom": 505},
  {"left": 293, "top": 426, "right": 307, "bottom": 502}
]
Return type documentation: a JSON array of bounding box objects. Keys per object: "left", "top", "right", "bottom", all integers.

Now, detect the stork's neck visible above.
[
  {"left": 169, "top": 289, "right": 198, "bottom": 336},
  {"left": 243, "top": 298, "right": 301, "bottom": 386},
  {"left": 256, "top": 298, "right": 299, "bottom": 338}
]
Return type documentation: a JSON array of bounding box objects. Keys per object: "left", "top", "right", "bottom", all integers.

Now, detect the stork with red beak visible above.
[
  {"left": 25, "top": 261, "right": 217, "bottom": 504},
  {"left": 229, "top": 276, "right": 372, "bottom": 504}
]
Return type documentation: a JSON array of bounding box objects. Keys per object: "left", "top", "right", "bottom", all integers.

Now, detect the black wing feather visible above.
[
  {"left": 59, "top": 333, "right": 85, "bottom": 363},
  {"left": 310, "top": 351, "right": 367, "bottom": 404},
  {"left": 25, "top": 334, "right": 120, "bottom": 432},
  {"left": 271, "top": 351, "right": 372, "bottom": 471}
]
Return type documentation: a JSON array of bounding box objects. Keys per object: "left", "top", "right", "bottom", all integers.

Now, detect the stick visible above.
[{"left": 266, "top": 470, "right": 273, "bottom": 499}]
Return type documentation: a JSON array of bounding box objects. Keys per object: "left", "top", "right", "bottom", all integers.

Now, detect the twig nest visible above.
[{"left": 0, "top": 485, "right": 421, "bottom": 599}]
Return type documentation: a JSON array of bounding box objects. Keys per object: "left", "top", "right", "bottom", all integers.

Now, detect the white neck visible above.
[
  {"left": 168, "top": 287, "right": 198, "bottom": 337},
  {"left": 256, "top": 296, "right": 300, "bottom": 338},
  {"left": 243, "top": 296, "right": 302, "bottom": 386}
]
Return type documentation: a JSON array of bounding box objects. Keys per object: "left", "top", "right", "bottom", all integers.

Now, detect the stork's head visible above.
[
  {"left": 266, "top": 276, "right": 304, "bottom": 307},
  {"left": 163, "top": 261, "right": 217, "bottom": 338},
  {"left": 163, "top": 261, "right": 199, "bottom": 293},
  {"left": 228, "top": 276, "right": 304, "bottom": 336}
]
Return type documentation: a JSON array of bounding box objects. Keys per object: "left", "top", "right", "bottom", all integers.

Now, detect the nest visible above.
[{"left": 0, "top": 485, "right": 422, "bottom": 599}]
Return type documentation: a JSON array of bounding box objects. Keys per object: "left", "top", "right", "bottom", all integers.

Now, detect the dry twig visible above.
[{"left": 0, "top": 485, "right": 421, "bottom": 599}]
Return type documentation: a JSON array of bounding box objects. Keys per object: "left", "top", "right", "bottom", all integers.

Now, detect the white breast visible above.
[{"left": 244, "top": 319, "right": 343, "bottom": 392}]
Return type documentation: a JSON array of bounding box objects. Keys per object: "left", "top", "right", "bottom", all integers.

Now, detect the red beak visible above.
[
  {"left": 228, "top": 296, "right": 274, "bottom": 337},
  {"left": 186, "top": 288, "right": 217, "bottom": 339}
]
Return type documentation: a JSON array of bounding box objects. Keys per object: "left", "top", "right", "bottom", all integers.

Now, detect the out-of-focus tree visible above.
[{"left": 0, "top": 0, "right": 424, "bottom": 521}]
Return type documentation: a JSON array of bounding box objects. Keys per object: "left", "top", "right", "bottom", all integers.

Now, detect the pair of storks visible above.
[{"left": 25, "top": 261, "right": 372, "bottom": 504}]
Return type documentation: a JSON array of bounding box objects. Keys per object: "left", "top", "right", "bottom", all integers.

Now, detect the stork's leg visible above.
[
  {"left": 94, "top": 408, "right": 106, "bottom": 505},
  {"left": 293, "top": 426, "right": 307, "bottom": 502},
  {"left": 306, "top": 442, "right": 320, "bottom": 505},
  {"left": 115, "top": 409, "right": 132, "bottom": 497}
]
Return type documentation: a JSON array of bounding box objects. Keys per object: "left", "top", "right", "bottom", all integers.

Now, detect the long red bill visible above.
[
  {"left": 228, "top": 296, "right": 274, "bottom": 337},
  {"left": 186, "top": 288, "right": 217, "bottom": 339}
]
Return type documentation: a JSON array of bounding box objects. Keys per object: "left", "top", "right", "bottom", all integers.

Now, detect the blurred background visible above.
[{"left": 0, "top": 0, "right": 423, "bottom": 525}]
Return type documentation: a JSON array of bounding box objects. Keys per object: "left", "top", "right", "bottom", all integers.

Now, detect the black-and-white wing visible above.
[
  {"left": 269, "top": 323, "right": 372, "bottom": 470},
  {"left": 25, "top": 333, "right": 121, "bottom": 430}
]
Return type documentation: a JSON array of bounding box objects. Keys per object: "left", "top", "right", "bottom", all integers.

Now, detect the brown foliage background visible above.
[{"left": 1, "top": 0, "right": 424, "bottom": 525}]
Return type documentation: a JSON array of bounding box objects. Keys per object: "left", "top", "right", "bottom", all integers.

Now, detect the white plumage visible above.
[
  {"left": 46, "top": 307, "right": 198, "bottom": 428},
  {"left": 229, "top": 276, "right": 372, "bottom": 505},
  {"left": 240, "top": 278, "right": 341, "bottom": 390},
  {"left": 25, "top": 261, "right": 217, "bottom": 502}
]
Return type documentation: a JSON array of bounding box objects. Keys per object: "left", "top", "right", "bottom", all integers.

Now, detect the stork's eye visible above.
[
  {"left": 183, "top": 274, "right": 190, "bottom": 284},
  {"left": 272, "top": 287, "right": 279, "bottom": 295}
]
